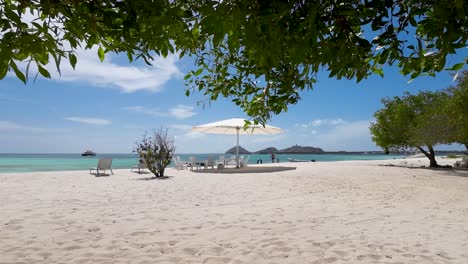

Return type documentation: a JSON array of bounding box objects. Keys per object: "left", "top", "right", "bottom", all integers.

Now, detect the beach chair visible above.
[
  {"left": 189, "top": 156, "right": 200, "bottom": 171},
  {"left": 204, "top": 156, "right": 215, "bottom": 169},
  {"left": 217, "top": 155, "right": 225, "bottom": 165},
  {"left": 226, "top": 155, "right": 238, "bottom": 167},
  {"left": 174, "top": 156, "right": 188, "bottom": 170},
  {"left": 240, "top": 156, "right": 250, "bottom": 167},
  {"left": 90, "top": 158, "right": 113, "bottom": 176},
  {"left": 131, "top": 160, "right": 147, "bottom": 174}
]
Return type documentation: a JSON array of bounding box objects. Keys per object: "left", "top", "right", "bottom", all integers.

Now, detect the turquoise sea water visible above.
[{"left": 0, "top": 153, "right": 404, "bottom": 173}]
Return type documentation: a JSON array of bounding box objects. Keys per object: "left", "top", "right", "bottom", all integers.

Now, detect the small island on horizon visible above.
[
  {"left": 226, "top": 145, "right": 325, "bottom": 155},
  {"left": 225, "top": 145, "right": 466, "bottom": 155}
]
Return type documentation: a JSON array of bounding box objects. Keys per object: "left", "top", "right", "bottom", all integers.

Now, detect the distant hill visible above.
[
  {"left": 254, "top": 147, "right": 279, "bottom": 154},
  {"left": 226, "top": 146, "right": 251, "bottom": 154},
  {"left": 279, "top": 145, "right": 324, "bottom": 154}
]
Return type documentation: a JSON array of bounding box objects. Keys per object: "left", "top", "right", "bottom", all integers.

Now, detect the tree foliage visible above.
[
  {"left": 1, "top": 0, "right": 467, "bottom": 122},
  {"left": 443, "top": 70, "right": 468, "bottom": 152},
  {"left": 134, "top": 128, "right": 175, "bottom": 178},
  {"left": 370, "top": 91, "right": 449, "bottom": 167}
]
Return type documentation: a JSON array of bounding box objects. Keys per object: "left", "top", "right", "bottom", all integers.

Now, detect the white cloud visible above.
[
  {"left": 8, "top": 11, "right": 182, "bottom": 93},
  {"left": 123, "top": 106, "right": 165, "bottom": 117},
  {"left": 0, "top": 120, "right": 66, "bottom": 133},
  {"left": 296, "top": 118, "right": 346, "bottom": 129},
  {"left": 183, "top": 131, "right": 207, "bottom": 139},
  {"left": 55, "top": 48, "right": 182, "bottom": 93},
  {"left": 311, "top": 118, "right": 346, "bottom": 127},
  {"left": 65, "top": 117, "right": 111, "bottom": 125},
  {"left": 169, "top": 124, "right": 193, "bottom": 131},
  {"left": 124, "top": 104, "right": 196, "bottom": 120},
  {"left": 0, "top": 121, "right": 44, "bottom": 132},
  {"left": 242, "top": 134, "right": 286, "bottom": 144},
  {"left": 168, "top": 105, "right": 196, "bottom": 119},
  {"left": 289, "top": 119, "right": 379, "bottom": 151},
  {"left": 9, "top": 44, "right": 182, "bottom": 93},
  {"left": 312, "top": 120, "right": 376, "bottom": 151}
]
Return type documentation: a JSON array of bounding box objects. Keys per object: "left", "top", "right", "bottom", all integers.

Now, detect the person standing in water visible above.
[{"left": 271, "top": 153, "right": 276, "bottom": 163}]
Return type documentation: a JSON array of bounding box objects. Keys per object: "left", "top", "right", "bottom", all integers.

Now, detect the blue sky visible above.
[{"left": 0, "top": 46, "right": 466, "bottom": 153}]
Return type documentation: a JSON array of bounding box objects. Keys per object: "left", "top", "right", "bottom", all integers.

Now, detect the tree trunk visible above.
[
  {"left": 464, "top": 143, "right": 468, "bottom": 156},
  {"left": 416, "top": 145, "right": 438, "bottom": 167}
]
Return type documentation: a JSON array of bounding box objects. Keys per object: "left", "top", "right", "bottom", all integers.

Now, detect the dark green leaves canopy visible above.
[{"left": 1, "top": 0, "right": 467, "bottom": 122}]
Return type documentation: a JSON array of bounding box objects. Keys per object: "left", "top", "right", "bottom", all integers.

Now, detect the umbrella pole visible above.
[{"left": 236, "top": 127, "right": 240, "bottom": 168}]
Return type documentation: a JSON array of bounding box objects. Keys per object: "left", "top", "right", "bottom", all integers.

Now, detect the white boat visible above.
[
  {"left": 288, "top": 158, "right": 316, "bottom": 162},
  {"left": 81, "top": 150, "right": 96, "bottom": 156}
]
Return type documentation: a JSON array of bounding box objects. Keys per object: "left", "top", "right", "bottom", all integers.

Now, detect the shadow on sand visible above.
[
  {"left": 378, "top": 164, "right": 468, "bottom": 178},
  {"left": 407, "top": 166, "right": 468, "bottom": 178},
  {"left": 91, "top": 173, "right": 112, "bottom": 177},
  {"left": 192, "top": 166, "right": 296, "bottom": 174},
  {"left": 133, "top": 175, "right": 173, "bottom": 181}
]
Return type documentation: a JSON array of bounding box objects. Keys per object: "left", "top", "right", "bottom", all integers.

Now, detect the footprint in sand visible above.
[
  {"left": 105, "top": 245, "right": 119, "bottom": 250},
  {"left": 159, "top": 247, "right": 174, "bottom": 254},
  {"left": 183, "top": 247, "right": 201, "bottom": 256},
  {"left": 87, "top": 227, "right": 100, "bottom": 232},
  {"left": 418, "top": 255, "right": 433, "bottom": 261},
  {"left": 322, "top": 257, "right": 338, "bottom": 263},
  {"left": 64, "top": 245, "right": 82, "bottom": 251},
  {"left": 367, "top": 254, "right": 383, "bottom": 260},
  {"left": 268, "top": 246, "right": 294, "bottom": 256},
  {"left": 260, "top": 237, "right": 280, "bottom": 243},
  {"left": 6, "top": 225, "right": 23, "bottom": 231},
  {"left": 38, "top": 251, "right": 53, "bottom": 259},
  {"left": 168, "top": 241, "right": 178, "bottom": 246},
  {"left": 332, "top": 251, "right": 348, "bottom": 257},
  {"left": 202, "top": 257, "right": 232, "bottom": 264},
  {"left": 207, "top": 246, "right": 225, "bottom": 255}
]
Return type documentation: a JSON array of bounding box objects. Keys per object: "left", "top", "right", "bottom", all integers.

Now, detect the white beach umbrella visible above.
[{"left": 192, "top": 118, "right": 284, "bottom": 168}]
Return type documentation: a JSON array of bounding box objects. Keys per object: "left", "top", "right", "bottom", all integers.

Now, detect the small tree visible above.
[
  {"left": 370, "top": 92, "right": 446, "bottom": 167},
  {"left": 444, "top": 70, "right": 468, "bottom": 154},
  {"left": 134, "top": 128, "right": 175, "bottom": 178}
]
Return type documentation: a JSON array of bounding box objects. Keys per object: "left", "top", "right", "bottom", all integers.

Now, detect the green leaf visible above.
[
  {"left": 194, "top": 68, "right": 203, "bottom": 76},
  {"left": 192, "top": 26, "right": 200, "bottom": 37},
  {"left": 38, "top": 65, "right": 51, "bottom": 78},
  {"left": 69, "top": 53, "right": 77, "bottom": 69},
  {"left": 126, "top": 52, "right": 133, "bottom": 63},
  {"left": 161, "top": 47, "right": 168, "bottom": 58},
  {"left": 372, "top": 67, "right": 384, "bottom": 77},
  {"left": 10, "top": 61, "right": 26, "bottom": 84},
  {"left": 98, "top": 46, "right": 105, "bottom": 62},
  {"left": 449, "top": 63, "right": 464, "bottom": 71},
  {"left": 179, "top": 50, "right": 186, "bottom": 59},
  {"left": 0, "top": 63, "right": 8, "bottom": 80}
]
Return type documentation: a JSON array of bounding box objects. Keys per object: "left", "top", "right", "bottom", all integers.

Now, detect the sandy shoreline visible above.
[{"left": 1, "top": 158, "right": 467, "bottom": 263}]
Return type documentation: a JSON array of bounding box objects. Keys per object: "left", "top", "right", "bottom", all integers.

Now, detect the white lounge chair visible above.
[
  {"left": 173, "top": 156, "right": 188, "bottom": 170},
  {"left": 189, "top": 156, "right": 200, "bottom": 170},
  {"left": 240, "top": 156, "right": 250, "bottom": 167},
  {"left": 90, "top": 158, "right": 113, "bottom": 176},
  {"left": 131, "top": 160, "right": 147, "bottom": 174},
  {"left": 226, "top": 155, "right": 238, "bottom": 167},
  {"left": 204, "top": 156, "right": 215, "bottom": 169},
  {"left": 217, "top": 155, "right": 225, "bottom": 165}
]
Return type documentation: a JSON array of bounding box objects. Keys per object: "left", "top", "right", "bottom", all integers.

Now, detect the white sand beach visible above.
[{"left": 1, "top": 157, "right": 467, "bottom": 264}]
